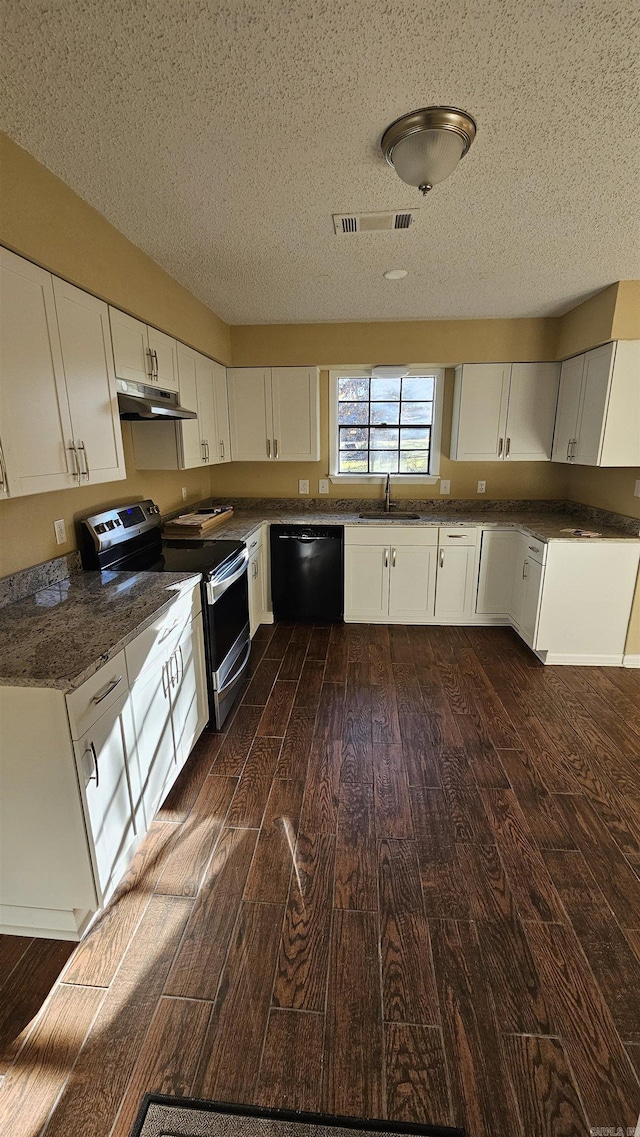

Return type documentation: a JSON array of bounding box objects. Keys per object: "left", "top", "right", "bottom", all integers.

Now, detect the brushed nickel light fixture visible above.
[{"left": 381, "top": 106, "right": 477, "bottom": 196}]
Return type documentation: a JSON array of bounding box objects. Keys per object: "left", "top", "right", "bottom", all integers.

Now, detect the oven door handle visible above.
[
  {"left": 206, "top": 549, "right": 249, "bottom": 603},
  {"left": 217, "top": 639, "right": 252, "bottom": 695}
]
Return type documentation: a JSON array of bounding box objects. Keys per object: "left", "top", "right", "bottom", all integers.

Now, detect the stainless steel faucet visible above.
[{"left": 384, "top": 472, "right": 391, "bottom": 513}]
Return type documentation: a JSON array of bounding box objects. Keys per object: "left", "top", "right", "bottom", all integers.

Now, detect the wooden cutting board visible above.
[{"left": 163, "top": 507, "right": 234, "bottom": 537}]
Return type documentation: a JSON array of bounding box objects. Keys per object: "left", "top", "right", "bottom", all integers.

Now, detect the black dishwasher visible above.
[{"left": 270, "top": 525, "right": 344, "bottom": 623}]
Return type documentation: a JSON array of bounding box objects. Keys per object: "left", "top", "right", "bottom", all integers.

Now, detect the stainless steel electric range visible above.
[{"left": 79, "top": 500, "right": 250, "bottom": 729}]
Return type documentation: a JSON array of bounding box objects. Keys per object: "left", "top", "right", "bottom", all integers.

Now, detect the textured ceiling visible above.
[{"left": 1, "top": 0, "right": 639, "bottom": 324}]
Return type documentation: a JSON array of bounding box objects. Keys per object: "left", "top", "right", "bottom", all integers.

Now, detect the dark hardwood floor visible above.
[{"left": 1, "top": 622, "right": 640, "bottom": 1137}]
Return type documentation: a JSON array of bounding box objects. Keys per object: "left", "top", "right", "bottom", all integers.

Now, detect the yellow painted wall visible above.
[
  {"left": 555, "top": 283, "right": 619, "bottom": 359},
  {"left": 0, "top": 134, "right": 230, "bottom": 362},
  {"left": 211, "top": 369, "right": 569, "bottom": 503},
  {"left": 611, "top": 281, "right": 640, "bottom": 341},
  {"left": 230, "top": 317, "right": 557, "bottom": 368}
]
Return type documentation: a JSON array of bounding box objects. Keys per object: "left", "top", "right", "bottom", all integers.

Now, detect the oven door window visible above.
[{"left": 208, "top": 573, "right": 249, "bottom": 672}]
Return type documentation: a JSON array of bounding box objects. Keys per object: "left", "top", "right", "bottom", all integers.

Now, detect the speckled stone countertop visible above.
[
  {"left": 182, "top": 505, "right": 640, "bottom": 545},
  {"left": 0, "top": 570, "right": 200, "bottom": 692}
]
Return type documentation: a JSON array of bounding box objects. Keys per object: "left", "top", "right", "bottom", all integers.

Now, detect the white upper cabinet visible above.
[
  {"left": 0, "top": 248, "right": 74, "bottom": 496},
  {"left": 52, "top": 278, "right": 126, "bottom": 486},
  {"left": 212, "top": 361, "right": 231, "bottom": 463},
  {"left": 109, "top": 308, "right": 179, "bottom": 391},
  {"left": 227, "top": 366, "right": 320, "bottom": 461},
  {"left": 551, "top": 341, "right": 640, "bottom": 467},
  {"left": 451, "top": 362, "right": 560, "bottom": 462}
]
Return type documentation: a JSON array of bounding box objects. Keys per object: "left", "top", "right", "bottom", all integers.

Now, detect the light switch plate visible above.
[
  {"left": 298, "top": 479, "right": 310, "bottom": 494},
  {"left": 439, "top": 479, "right": 451, "bottom": 495},
  {"left": 54, "top": 518, "right": 66, "bottom": 545},
  {"left": 635, "top": 479, "right": 640, "bottom": 498},
  {"left": 318, "top": 479, "right": 330, "bottom": 495},
  {"left": 477, "top": 480, "right": 486, "bottom": 494}
]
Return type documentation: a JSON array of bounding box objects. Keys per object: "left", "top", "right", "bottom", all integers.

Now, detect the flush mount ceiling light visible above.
[
  {"left": 383, "top": 268, "right": 408, "bottom": 280},
  {"left": 381, "top": 106, "right": 477, "bottom": 196},
  {"left": 371, "top": 365, "right": 408, "bottom": 379}
]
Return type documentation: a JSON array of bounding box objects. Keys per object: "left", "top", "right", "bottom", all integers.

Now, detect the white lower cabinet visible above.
[
  {"left": 247, "top": 527, "right": 271, "bottom": 636},
  {"left": 434, "top": 529, "right": 478, "bottom": 620},
  {"left": 344, "top": 527, "right": 438, "bottom": 623},
  {"left": 510, "top": 536, "right": 545, "bottom": 647},
  {"left": 73, "top": 690, "right": 138, "bottom": 904},
  {"left": 0, "top": 582, "right": 208, "bottom": 940},
  {"left": 476, "top": 530, "right": 518, "bottom": 618},
  {"left": 389, "top": 546, "right": 438, "bottom": 621}
]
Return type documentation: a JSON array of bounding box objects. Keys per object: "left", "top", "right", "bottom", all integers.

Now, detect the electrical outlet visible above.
[
  {"left": 54, "top": 518, "right": 66, "bottom": 545},
  {"left": 298, "top": 479, "right": 310, "bottom": 494},
  {"left": 318, "top": 478, "right": 330, "bottom": 495},
  {"left": 635, "top": 479, "right": 640, "bottom": 498},
  {"left": 477, "top": 480, "right": 486, "bottom": 494},
  {"left": 181, "top": 486, "right": 187, "bottom": 501},
  {"left": 439, "top": 479, "right": 451, "bottom": 495}
]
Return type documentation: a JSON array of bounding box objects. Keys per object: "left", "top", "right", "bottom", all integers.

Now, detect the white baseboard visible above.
[
  {"left": 0, "top": 903, "right": 93, "bottom": 940},
  {"left": 623, "top": 654, "right": 640, "bottom": 668},
  {"left": 540, "top": 652, "right": 624, "bottom": 667}
]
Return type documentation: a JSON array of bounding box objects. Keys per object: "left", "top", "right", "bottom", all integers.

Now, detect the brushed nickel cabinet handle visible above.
[
  {"left": 153, "top": 349, "right": 159, "bottom": 381},
  {"left": 392, "top": 548, "right": 396, "bottom": 567},
  {"left": 384, "top": 548, "right": 389, "bottom": 569},
  {"left": 274, "top": 438, "right": 279, "bottom": 459},
  {"left": 440, "top": 549, "right": 445, "bottom": 568},
  {"left": 528, "top": 545, "right": 540, "bottom": 554},
  {"left": 498, "top": 437, "right": 504, "bottom": 457},
  {"left": 92, "top": 675, "right": 123, "bottom": 704},
  {"left": 447, "top": 534, "right": 465, "bottom": 538},
  {"left": 178, "top": 644, "right": 184, "bottom": 682},
  {"left": 266, "top": 438, "right": 271, "bottom": 458},
  {"left": 67, "top": 443, "right": 80, "bottom": 483},
  {"left": 147, "top": 348, "right": 155, "bottom": 381},
  {"left": 220, "top": 440, "right": 225, "bottom": 459},
  {"left": 77, "top": 441, "right": 90, "bottom": 479},
  {"left": 523, "top": 559, "right": 529, "bottom": 579},
  {"left": 505, "top": 437, "right": 511, "bottom": 458},
  {"left": 86, "top": 740, "right": 99, "bottom": 788},
  {"left": 0, "top": 445, "right": 7, "bottom": 492},
  {"left": 161, "top": 661, "right": 168, "bottom": 698}
]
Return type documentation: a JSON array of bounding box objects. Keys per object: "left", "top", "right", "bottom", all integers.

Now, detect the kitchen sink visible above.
[{"left": 358, "top": 512, "right": 421, "bottom": 521}]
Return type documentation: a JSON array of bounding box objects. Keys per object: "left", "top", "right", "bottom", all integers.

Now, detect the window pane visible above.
[
  {"left": 370, "top": 427, "right": 399, "bottom": 449},
  {"left": 370, "top": 450, "right": 399, "bottom": 473},
  {"left": 339, "top": 427, "right": 368, "bottom": 450},
  {"left": 338, "top": 377, "right": 369, "bottom": 400},
  {"left": 339, "top": 452, "right": 368, "bottom": 472},
  {"left": 400, "top": 427, "right": 430, "bottom": 449},
  {"left": 370, "top": 402, "right": 400, "bottom": 425},
  {"left": 400, "top": 401, "right": 433, "bottom": 425},
  {"left": 399, "top": 451, "right": 429, "bottom": 473},
  {"left": 370, "top": 377, "right": 400, "bottom": 401},
  {"left": 338, "top": 402, "right": 369, "bottom": 425},
  {"left": 402, "top": 376, "right": 434, "bottom": 400}
]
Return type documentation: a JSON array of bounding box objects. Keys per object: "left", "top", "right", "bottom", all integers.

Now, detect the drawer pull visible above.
[
  {"left": 446, "top": 534, "right": 465, "bottom": 538},
  {"left": 85, "top": 741, "right": 99, "bottom": 787},
  {"left": 528, "top": 545, "right": 540, "bottom": 553},
  {"left": 159, "top": 620, "right": 180, "bottom": 642},
  {"left": 249, "top": 540, "right": 258, "bottom": 549},
  {"left": 91, "top": 675, "right": 123, "bottom": 704}
]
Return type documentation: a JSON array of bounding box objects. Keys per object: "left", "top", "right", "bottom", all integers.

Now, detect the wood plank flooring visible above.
[{"left": 1, "top": 622, "right": 640, "bottom": 1137}]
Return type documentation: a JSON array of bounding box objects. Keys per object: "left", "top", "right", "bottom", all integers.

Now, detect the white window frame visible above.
[{"left": 329, "top": 366, "right": 445, "bottom": 484}]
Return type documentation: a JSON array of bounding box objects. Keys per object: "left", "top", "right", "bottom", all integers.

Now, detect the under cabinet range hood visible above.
[{"left": 116, "top": 378, "right": 197, "bottom": 420}]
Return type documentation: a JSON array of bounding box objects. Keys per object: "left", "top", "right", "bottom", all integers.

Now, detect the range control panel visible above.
[{"left": 81, "top": 499, "right": 161, "bottom": 550}]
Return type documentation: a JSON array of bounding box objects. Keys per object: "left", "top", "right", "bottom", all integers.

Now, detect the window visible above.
[{"left": 329, "top": 368, "right": 444, "bottom": 482}]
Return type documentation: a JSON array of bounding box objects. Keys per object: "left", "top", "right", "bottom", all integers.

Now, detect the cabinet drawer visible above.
[
  {"left": 522, "top": 537, "right": 546, "bottom": 565},
  {"left": 66, "top": 650, "right": 127, "bottom": 740},
  {"left": 438, "top": 527, "right": 478, "bottom": 546},
  {"left": 245, "top": 526, "right": 263, "bottom": 555},
  {"left": 125, "top": 586, "right": 199, "bottom": 684},
  {"left": 345, "top": 525, "right": 438, "bottom": 546}
]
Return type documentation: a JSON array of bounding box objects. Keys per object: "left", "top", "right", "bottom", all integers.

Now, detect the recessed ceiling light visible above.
[{"left": 384, "top": 268, "right": 408, "bottom": 280}]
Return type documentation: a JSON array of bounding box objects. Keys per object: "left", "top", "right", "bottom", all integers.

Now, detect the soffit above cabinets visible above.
[{"left": 2, "top": 0, "right": 639, "bottom": 325}]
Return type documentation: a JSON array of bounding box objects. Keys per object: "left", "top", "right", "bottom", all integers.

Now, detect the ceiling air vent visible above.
[{"left": 333, "top": 210, "right": 417, "bottom": 234}]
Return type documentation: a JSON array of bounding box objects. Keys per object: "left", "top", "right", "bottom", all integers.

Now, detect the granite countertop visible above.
[
  {"left": 182, "top": 507, "right": 640, "bottom": 545},
  {"left": 0, "top": 570, "right": 201, "bottom": 692}
]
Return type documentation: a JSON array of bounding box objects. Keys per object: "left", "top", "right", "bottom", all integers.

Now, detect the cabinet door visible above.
[
  {"left": 345, "top": 544, "right": 390, "bottom": 621},
  {"left": 176, "top": 342, "right": 204, "bottom": 468},
  {"left": 476, "top": 530, "right": 517, "bottom": 616},
  {"left": 195, "top": 352, "right": 217, "bottom": 464},
  {"left": 435, "top": 545, "right": 477, "bottom": 620},
  {"left": 148, "top": 326, "right": 179, "bottom": 391},
  {"left": 0, "top": 248, "right": 74, "bottom": 496},
  {"left": 213, "top": 362, "right": 231, "bottom": 463},
  {"left": 74, "top": 692, "right": 137, "bottom": 904},
  {"left": 551, "top": 354, "right": 584, "bottom": 463},
  {"left": 170, "top": 618, "right": 208, "bottom": 770},
  {"left": 130, "top": 657, "right": 176, "bottom": 826},
  {"left": 506, "top": 363, "right": 560, "bottom": 461},
  {"left": 450, "top": 363, "right": 511, "bottom": 461},
  {"left": 270, "top": 367, "right": 320, "bottom": 461},
  {"left": 388, "top": 545, "right": 437, "bottom": 622},
  {"left": 109, "top": 308, "right": 152, "bottom": 384},
  {"left": 53, "top": 278, "right": 126, "bottom": 485},
  {"left": 519, "top": 556, "right": 543, "bottom": 647},
  {"left": 574, "top": 343, "right": 615, "bottom": 465},
  {"left": 227, "top": 367, "right": 272, "bottom": 460}
]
